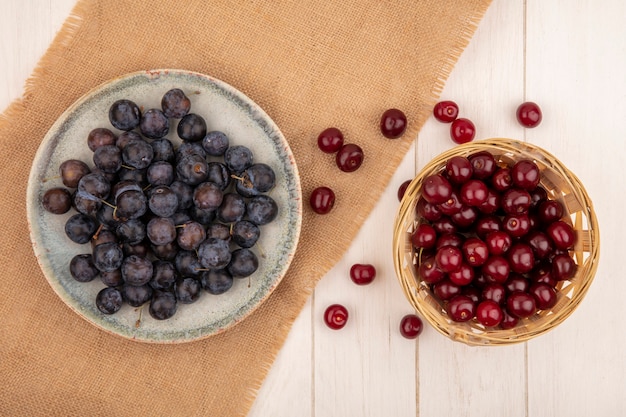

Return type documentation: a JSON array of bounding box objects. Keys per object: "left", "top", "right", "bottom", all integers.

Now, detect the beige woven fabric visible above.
[{"left": 0, "top": 0, "right": 491, "bottom": 415}]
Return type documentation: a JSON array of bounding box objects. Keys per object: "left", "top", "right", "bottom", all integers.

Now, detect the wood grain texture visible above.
[{"left": 2, "top": 1, "right": 625, "bottom": 416}]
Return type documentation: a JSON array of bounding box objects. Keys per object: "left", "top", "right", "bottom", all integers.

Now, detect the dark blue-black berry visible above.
[
  {"left": 227, "top": 248, "right": 259, "bottom": 278},
  {"left": 149, "top": 290, "right": 177, "bottom": 320},
  {"left": 197, "top": 237, "right": 231, "bottom": 269},
  {"left": 231, "top": 220, "right": 260, "bottom": 248},
  {"left": 177, "top": 113, "right": 207, "bottom": 142},
  {"left": 200, "top": 269, "right": 234, "bottom": 295},
  {"left": 140, "top": 108, "right": 169, "bottom": 139},
  {"left": 224, "top": 145, "right": 253, "bottom": 173},
  {"left": 92, "top": 241, "right": 124, "bottom": 272},
  {"left": 202, "top": 131, "right": 229, "bottom": 156},
  {"left": 175, "top": 277, "right": 202, "bottom": 304},
  {"left": 65, "top": 213, "right": 98, "bottom": 244},
  {"left": 246, "top": 195, "right": 278, "bottom": 225},
  {"left": 109, "top": 99, "right": 141, "bottom": 131},
  {"left": 69, "top": 254, "right": 99, "bottom": 282},
  {"left": 96, "top": 287, "right": 123, "bottom": 314}
]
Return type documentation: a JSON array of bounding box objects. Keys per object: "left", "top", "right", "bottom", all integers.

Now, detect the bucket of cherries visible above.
[{"left": 393, "top": 138, "right": 599, "bottom": 346}]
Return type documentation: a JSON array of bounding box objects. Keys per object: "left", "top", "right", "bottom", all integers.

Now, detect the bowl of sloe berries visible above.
[
  {"left": 27, "top": 69, "right": 302, "bottom": 343},
  {"left": 393, "top": 138, "right": 599, "bottom": 346}
]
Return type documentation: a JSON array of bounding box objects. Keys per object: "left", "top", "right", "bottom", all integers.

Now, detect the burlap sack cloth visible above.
[{"left": 0, "top": 0, "right": 491, "bottom": 415}]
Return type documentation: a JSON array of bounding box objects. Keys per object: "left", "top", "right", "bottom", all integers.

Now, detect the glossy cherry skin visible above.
[
  {"left": 476, "top": 300, "right": 504, "bottom": 327},
  {"left": 447, "top": 295, "right": 475, "bottom": 322},
  {"left": 399, "top": 314, "right": 424, "bottom": 339},
  {"left": 416, "top": 198, "right": 443, "bottom": 222},
  {"left": 474, "top": 215, "right": 502, "bottom": 239},
  {"left": 552, "top": 253, "right": 577, "bottom": 280},
  {"left": 511, "top": 159, "right": 541, "bottom": 190},
  {"left": 501, "top": 188, "right": 532, "bottom": 214},
  {"left": 491, "top": 168, "right": 513, "bottom": 192},
  {"left": 503, "top": 214, "right": 531, "bottom": 238},
  {"left": 523, "top": 230, "right": 554, "bottom": 259},
  {"left": 310, "top": 186, "right": 336, "bottom": 214},
  {"left": 336, "top": 143, "right": 364, "bottom": 172},
  {"left": 462, "top": 237, "right": 489, "bottom": 267},
  {"left": 450, "top": 118, "right": 476, "bottom": 144},
  {"left": 433, "top": 100, "right": 459, "bottom": 123},
  {"left": 529, "top": 283, "right": 557, "bottom": 310},
  {"left": 317, "top": 127, "right": 344, "bottom": 153},
  {"left": 433, "top": 280, "right": 462, "bottom": 301},
  {"left": 481, "top": 255, "right": 510, "bottom": 284},
  {"left": 421, "top": 174, "right": 453, "bottom": 205},
  {"left": 482, "top": 283, "right": 507, "bottom": 305},
  {"left": 537, "top": 200, "right": 564, "bottom": 224},
  {"left": 419, "top": 256, "right": 445, "bottom": 284},
  {"left": 380, "top": 108, "right": 407, "bottom": 139},
  {"left": 435, "top": 245, "right": 463, "bottom": 273},
  {"left": 448, "top": 263, "right": 475, "bottom": 286},
  {"left": 485, "top": 231, "right": 512, "bottom": 256},
  {"left": 350, "top": 264, "right": 377, "bottom": 285},
  {"left": 445, "top": 156, "right": 473, "bottom": 184},
  {"left": 412, "top": 223, "right": 438, "bottom": 249},
  {"left": 397, "top": 179, "right": 411, "bottom": 201},
  {"left": 324, "top": 304, "right": 349, "bottom": 330},
  {"left": 516, "top": 101, "right": 542, "bottom": 128},
  {"left": 436, "top": 232, "right": 464, "bottom": 249},
  {"left": 469, "top": 151, "right": 497, "bottom": 179},
  {"left": 499, "top": 308, "right": 520, "bottom": 330},
  {"left": 547, "top": 220, "right": 577, "bottom": 250},
  {"left": 507, "top": 243, "right": 535, "bottom": 274},
  {"left": 506, "top": 291, "right": 537, "bottom": 318},
  {"left": 460, "top": 179, "right": 489, "bottom": 206}
]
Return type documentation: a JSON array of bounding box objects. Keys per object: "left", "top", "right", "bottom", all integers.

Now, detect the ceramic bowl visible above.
[{"left": 27, "top": 69, "right": 302, "bottom": 343}]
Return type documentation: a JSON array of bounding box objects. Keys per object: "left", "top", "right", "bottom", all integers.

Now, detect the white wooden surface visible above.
[{"left": 2, "top": 1, "right": 625, "bottom": 416}]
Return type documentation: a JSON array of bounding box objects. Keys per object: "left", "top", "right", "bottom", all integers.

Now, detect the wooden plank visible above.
[
  {"left": 525, "top": 1, "right": 626, "bottom": 415},
  {"left": 313, "top": 142, "right": 418, "bottom": 417},
  {"left": 248, "top": 298, "right": 313, "bottom": 417},
  {"left": 416, "top": 1, "right": 528, "bottom": 415}
]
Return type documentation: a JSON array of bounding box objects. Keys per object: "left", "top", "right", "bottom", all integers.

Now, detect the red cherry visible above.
[
  {"left": 317, "top": 127, "right": 344, "bottom": 153},
  {"left": 350, "top": 264, "right": 376, "bottom": 285},
  {"left": 547, "top": 220, "right": 577, "bottom": 250},
  {"left": 448, "top": 263, "right": 475, "bottom": 286},
  {"left": 511, "top": 159, "right": 541, "bottom": 190},
  {"left": 418, "top": 256, "right": 445, "bottom": 284},
  {"left": 397, "top": 179, "right": 411, "bottom": 201},
  {"left": 416, "top": 198, "right": 443, "bottom": 222},
  {"left": 529, "top": 283, "right": 557, "bottom": 310},
  {"left": 380, "top": 108, "right": 407, "bottom": 139},
  {"left": 447, "top": 295, "right": 475, "bottom": 322},
  {"left": 445, "top": 156, "right": 473, "bottom": 184},
  {"left": 412, "top": 223, "right": 437, "bottom": 249},
  {"left": 399, "top": 314, "right": 424, "bottom": 339},
  {"left": 336, "top": 143, "right": 364, "bottom": 172},
  {"left": 450, "top": 118, "right": 475, "bottom": 144},
  {"left": 310, "top": 186, "right": 335, "bottom": 214},
  {"left": 421, "top": 174, "right": 453, "bottom": 205},
  {"left": 433, "top": 100, "right": 459, "bottom": 123},
  {"left": 476, "top": 300, "right": 504, "bottom": 327},
  {"left": 516, "top": 101, "right": 542, "bottom": 128},
  {"left": 433, "top": 279, "right": 462, "bottom": 301},
  {"left": 324, "top": 304, "right": 349, "bottom": 330},
  {"left": 461, "top": 237, "right": 489, "bottom": 267},
  {"left": 499, "top": 308, "right": 520, "bottom": 330},
  {"left": 481, "top": 255, "right": 510, "bottom": 284},
  {"left": 435, "top": 245, "right": 463, "bottom": 273},
  {"left": 485, "top": 231, "right": 512, "bottom": 256},
  {"left": 506, "top": 291, "right": 536, "bottom": 318},
  {"left": 482, "top": 283, "right": 506, "bottom": 305}
]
